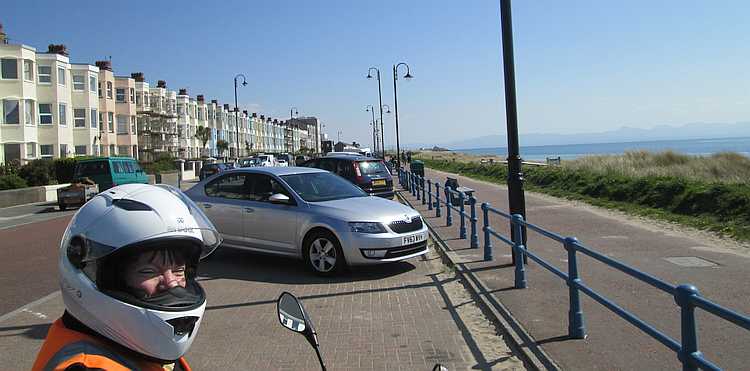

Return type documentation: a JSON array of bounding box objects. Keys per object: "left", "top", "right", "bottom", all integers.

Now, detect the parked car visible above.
[
  {"left": 257, "top": 154, "right": 276, "bottom": 167},
  {"left": 199, "top": 162, "right": 233, "bottom": 180},
  {"left": 277, "top": 159, "right": 288, "bottom": 167},
  {"left": 73, "top": 157, "right": 148, "bottom": 191},
  {"left": 301, "top": 155, "right": 394, "bottom": 198},
  {"left": 184, "top": 167, "right": 427, "bottom": 275},
  {"left": 238, "top": 157, "right": 259, "bottom": 168},
  {"left": 294, "top": 155, "right": 310, "bottom": 166}
]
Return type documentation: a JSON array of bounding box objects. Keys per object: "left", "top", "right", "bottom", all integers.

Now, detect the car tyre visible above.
[
  {"left": 58, "top": 204, "right": 67, "bottom": 211},
  {"left": 303, "top": 230, "right": 346, "bottom": 276}
]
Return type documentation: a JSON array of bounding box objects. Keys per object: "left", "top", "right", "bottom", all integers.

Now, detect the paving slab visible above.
[{"left": 399, "top": 167, "right": 750, "bottom": 371}]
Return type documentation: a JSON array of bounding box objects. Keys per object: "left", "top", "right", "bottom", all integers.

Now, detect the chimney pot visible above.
[
  {"left": 130, "top": 72, "right": 145, "bottom": 82},
  {"left": 48, "top": 44, "right": 69, "bottom": 56},
  {"left": 178, "top": 88, "right": 188, "bottom": 96},
  {"left": 211, "top": 99, "right": 218, "bottom": 105},
  {"left": 252, "top": 112, "right": 257, "bottom": 118},
  {"left": 197, "top": 95, "right": 204, "bottom": 102},
  {"left": 157, "top": 80, "right": 167, "bottom": 88},
  {"left": 260, "top": 115, "right": 265, "bottom": 120}
]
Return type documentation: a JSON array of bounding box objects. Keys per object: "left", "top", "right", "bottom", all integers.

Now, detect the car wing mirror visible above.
[
  {"left": 277, "top": 292, "right": 326, "bottom": 370},
  {"left": 269, "top": 193, "right": 291, "bottom": 204}
]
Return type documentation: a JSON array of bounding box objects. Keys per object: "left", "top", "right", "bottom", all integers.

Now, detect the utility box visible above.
[{"left": 410, "top": 160, "right": 424, "bottom": 177}]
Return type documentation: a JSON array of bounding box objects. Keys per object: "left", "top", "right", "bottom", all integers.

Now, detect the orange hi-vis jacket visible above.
[{"left": 32, "top": 317, "right": 191, "bottom": 371}]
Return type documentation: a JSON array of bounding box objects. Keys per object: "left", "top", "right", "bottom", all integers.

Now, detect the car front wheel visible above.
[{"left": 304, "top": 231, "right": 345, "bottom": 276}]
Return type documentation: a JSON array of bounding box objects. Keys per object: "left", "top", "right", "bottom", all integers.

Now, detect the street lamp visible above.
[
  {"left": 289, "top": 106, "right": 299, "bottom": 155},
  {"left": 392, "top": 62, "right": 413, "bottom": 169},
  {"left": 366, "top": 67, "right": 385, "bottom": 159},
  {"left": 233, "top": 73, "right": 248, "bottom": 159},
  {"left": 290, "top": 106, "right": 298, "bottom": 119},
  {"left": 365, "top": 105, "right": 377, "bottom": 156}
]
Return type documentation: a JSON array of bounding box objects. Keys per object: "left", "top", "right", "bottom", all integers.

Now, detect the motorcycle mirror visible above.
[
  {"left": 277, "top": 292, "right": 307, "bottom": 333},
  {"left": 277, "top": 292, "right": 327, "bottom": 370}
]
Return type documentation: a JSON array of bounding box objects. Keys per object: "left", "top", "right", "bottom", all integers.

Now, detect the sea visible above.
[{"left": 454, "top": 137, "right": 750, "bottom": 161}]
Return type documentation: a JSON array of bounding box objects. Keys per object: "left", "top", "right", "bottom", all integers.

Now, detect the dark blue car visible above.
[{"left": 301, "top": 155, "right": 394, "bottom": 199}]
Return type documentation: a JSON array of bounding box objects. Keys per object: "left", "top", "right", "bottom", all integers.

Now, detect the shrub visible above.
[
  {"left": 0, "top": 159, "right": 21, "bottom": 177},
  {"left": 18, "top": 159, "right": 55, "bottom": 186},
  {"left": 0, "top": 174, "right": 28, "bottom": 190}
]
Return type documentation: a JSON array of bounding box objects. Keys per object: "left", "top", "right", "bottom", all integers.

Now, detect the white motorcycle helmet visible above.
[{"left": 59, "top": 183, "right": 221, "bottom": 361}]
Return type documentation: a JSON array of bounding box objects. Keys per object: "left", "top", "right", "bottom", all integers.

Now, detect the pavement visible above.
[
  {"left": 0, "top": 185, "right": 525, "bottom": 370},
  {"left": 399, "top": 168, "right": 750, "bottom": 371}
]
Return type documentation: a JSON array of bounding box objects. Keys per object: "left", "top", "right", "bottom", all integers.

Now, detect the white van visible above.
[{"left": 257, "top": 154, "right": 276, "bottom": 167}]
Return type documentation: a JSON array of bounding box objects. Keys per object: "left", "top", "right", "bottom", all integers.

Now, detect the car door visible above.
[
  {"left": 200, "top": 173, "right": 249, "bottom": 247},
  {"left": 242, "top": 173, "right": 299, "bottom": 255}
]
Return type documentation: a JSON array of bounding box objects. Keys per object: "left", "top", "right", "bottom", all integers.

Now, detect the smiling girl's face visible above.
[{"left": 122, "top": 249, "right": 187, "bottom": 298}]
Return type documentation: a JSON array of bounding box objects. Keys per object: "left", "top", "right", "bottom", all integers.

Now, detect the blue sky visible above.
[{"left": 4, "top": 0, "right": 749, "bottom": 147}]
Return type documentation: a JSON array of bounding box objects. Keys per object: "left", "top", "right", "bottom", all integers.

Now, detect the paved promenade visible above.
[
  {"left": 399, "top": 167, "right": 750, "bottom": 370},
  {"left": 0, "top": 212, "right": 524, "bottom": 370}
]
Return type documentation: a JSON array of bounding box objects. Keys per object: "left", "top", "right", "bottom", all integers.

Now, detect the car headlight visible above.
[{"left": 348, "top": 222, "right": 387, "bottom": 234}]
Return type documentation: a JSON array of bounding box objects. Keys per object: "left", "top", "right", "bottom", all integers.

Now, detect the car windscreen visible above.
[
  {"left": 74, "top": 161, "right": 110, "bottom": 178},
  {"left": 357, "top": 160, "right": 389, "bottom": 175},
  {"left": 281, "top": 172, "right": 367, "bottom": 202}
]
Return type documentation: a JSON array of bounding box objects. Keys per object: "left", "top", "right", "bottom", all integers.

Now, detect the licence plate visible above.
[
  {"left": 62, "top": 191, "right": 80, "bottom": 197},
  {"left": 403, "top": 232, "right": 426, "bottom": 245},
  {"left": 373, "top": 179, "right": 386, "bottom": 186}
]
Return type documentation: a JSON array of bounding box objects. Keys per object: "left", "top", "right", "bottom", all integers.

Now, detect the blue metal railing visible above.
[{"left": 398, "top": 168, "right": 750, "bottom": 371}]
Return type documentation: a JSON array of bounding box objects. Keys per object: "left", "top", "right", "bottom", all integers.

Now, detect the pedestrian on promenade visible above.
[{"left": 32, "top": 184, "right": 221, "bottom": 371}]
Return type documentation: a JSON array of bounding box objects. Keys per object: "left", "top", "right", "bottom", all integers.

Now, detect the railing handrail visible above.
[{"left": 400, "top": 168, "right": 750, "bottom": 371}]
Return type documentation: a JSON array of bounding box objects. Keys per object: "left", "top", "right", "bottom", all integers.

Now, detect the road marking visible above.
[
  {"left": 0, "top": 213, "right": 34, "bottom": 221},
  {"left": 0, "top": 291, "right": 60, "bottom": 324},
  {"left": 600, "top": 235, "right": 629, "bottom": 240},
  {"left": 0, "top": 214, "right": 70, "bottom": 231},
  {"left": 664, "top": 256, "right": 718, "bottom": 268}
]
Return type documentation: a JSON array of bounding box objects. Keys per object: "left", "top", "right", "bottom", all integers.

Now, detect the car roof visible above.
[
  {"left": 323, "top": 154, "right": 379, "bottom": 161},
  {"left": 78, "top": 156, "right": 136, "bottom": 163},
  {"left": 223, "top": 166, "right": 327, "bottom": 176}
]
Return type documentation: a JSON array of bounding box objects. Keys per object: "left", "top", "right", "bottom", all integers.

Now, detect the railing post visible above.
[
  {"left": 482, "top": 202, "right": 492, "bottom": 261},
  {"left": 675, "top": 284, "right": 700, "bottom": 371},
  {"left": 445, "top": 187, "right": 453, "bottom": 226},
  {"left": 470, "top": 196, "right": 478, "bottom": 248},
  {"left": 458, "top": 192, "right": 467, "bottom": 239},
  {"left": 435, "top": 182, "right": 441, "bottom": 218},
  {"left": 421, "top": 177, "right": 426, "bottom": 205},
  {"left": 412, "top": 174, "right": 417, "bottom": 196},
  {"left": 416, "top": 175, "right": 421, "bottom": 201},
  {"left": 427, "top": 180, "right": 433, "bottom": 210},
  {"left": 564, "top": 237, "right": 586, "bottom": 339},
  {"left": 511, "top": 214, "right": 527, "bottom": 289}
]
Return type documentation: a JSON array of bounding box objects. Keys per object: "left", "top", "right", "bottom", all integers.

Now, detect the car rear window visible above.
[{"left": 357, "top": 160, "right": 388, "bottom": 175}]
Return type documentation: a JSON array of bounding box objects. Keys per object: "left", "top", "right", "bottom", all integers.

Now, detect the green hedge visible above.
[
  {"left": 0, "top": 174, "right": 27, "bottom": 190},
  {"left": 422, "top": 159, "right": 750, "bottom": 240}
]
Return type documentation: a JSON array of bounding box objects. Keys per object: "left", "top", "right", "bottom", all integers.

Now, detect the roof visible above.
[
  {"left": 324, "top": 154, "right": 377, "bottom": 161},
  {"left": 225, "top": 166, "right": 326, "bottom": 176},
  {"left": 77, "top": 156, "right": 137, "bottom": 162}
]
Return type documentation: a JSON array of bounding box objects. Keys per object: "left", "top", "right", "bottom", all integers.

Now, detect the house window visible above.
[
  {"left": 60, "top": 144, "right": 68, "bottom": 158},
  {"left": 73, "top": 75, "right": 85, "bottom": 91},
  {"left": 24, "top": 99, "right": 34, "bottom": 125},
  {"left": 129, "top": 88, "right": 135, "bottom": 102},
  {"left": 108, "top": 112, "right": 114, "bottom": 132},
  {"left": 99, "top": 113, "right": 104, "bottom": 131},
  {"left": 39, "top": 104, "right": 53, "bottom": 124},
  {"left": 23, "top": 60, "right": 33, "bottom": 81},
  {"left": 130, "top": 116, "right": 136, "bottom": 134},
  {"left": 1, "top": 58, "right": 18, "bottom": 79},
  {"left": 57, "top": 67, "right": 66, "bottom": 85},
  {"left": 90, "top": 109, "right": 97, "bottom": 128},
  {"left": 117, "top": 115, "right": 128, "bottom": 134},
  {"left": 2, "top": 99, "right": 19, "bottom": 124},
  {"left": 109, "top": 144, "right": 115, "bottom": 155},
  {"left": 38, "top": 66, "right": 52, "bottom": 83},
  {"left": 58, "top": 103, "right": 67, "bottom": 126},
  {"left": 75, "top": 145, "right": 87, "bottom": 156},
  {"left": 74, "top": 108, "right": 86, "bottom": 128},
  {"left": 116, "top": 88, "right": 126, "bottom": 102},
  {"left": 136, "top": 92, "right": 142, "bottom": 105},
  {"left": 89, "top": 76, "right": 97, "bottom": 92},
  {"left": 98, "top": 82, "right": 102, "bottom": 98},
  {"left": 40, "top": 144, "right": 53, "bottom": 158},
  {"left": 106, "top": 82, "right": 113, "bottom": 99},
  {"left": 118, "top": 146, "right": 129, "bottom": 156},
  {"left": 26, "top": 143, "right": 37, "bottom": 158}
]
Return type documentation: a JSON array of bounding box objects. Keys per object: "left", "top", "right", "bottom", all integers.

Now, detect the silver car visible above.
[{"left": 184, "top": 167, "right": 428, "bottom": 275}]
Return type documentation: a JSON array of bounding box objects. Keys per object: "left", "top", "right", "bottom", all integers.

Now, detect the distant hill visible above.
[{"left": 405, "top": 122, "right": 750, "bottom": 150}]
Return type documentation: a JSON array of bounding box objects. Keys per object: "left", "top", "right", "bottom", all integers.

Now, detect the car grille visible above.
[
  {"left": 389, "top": 216, "right": 423, "bottom": 234},
  {"left": 385, "top": 241, "right": 428, "bottom": 259}
]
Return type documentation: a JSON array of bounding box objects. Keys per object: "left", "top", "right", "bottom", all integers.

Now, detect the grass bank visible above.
[{"left": 415, "top": 152, "right": 750, "bottom": 242}]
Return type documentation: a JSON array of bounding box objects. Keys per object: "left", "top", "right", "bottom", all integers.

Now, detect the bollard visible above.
[
  {"left": 445, "top": 187, "right": 453, "bottom": 227},
  {"left": 412, "top": 174, "right": 417, "bottom": 196},
  {"left": 564, "top": 237, "right": 586, "bottom": 339},
  {"left": 482, "top": 203, "right": 492, "bottom": 261},
  {"left": 421, "top": 177, "right": 426, "bottom": 205},
  {"left": 458, "top": 192, "right": 467, "bottom": 239},
  {"left": 511, "top": 214, "right": 527, "bottom": 289},
  {"left": 416, "top": 175, "right": 421, "bottom": 201},
  {"left": 470, "top": 196, "right": 479, "bottom": 248},
  {"left": 675, "top": 284, "right": 700, "bottom": 371},
  {"left": 435, "top": 182, "right": 442, "bottom": 218},
  {"left": 427, "top": 180, "right": 433, "bottom": 210}
]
